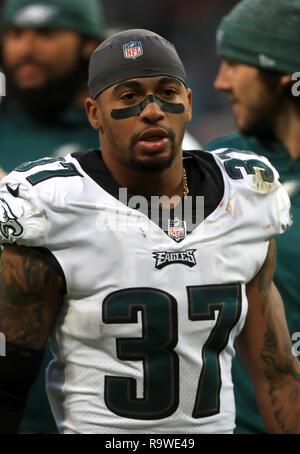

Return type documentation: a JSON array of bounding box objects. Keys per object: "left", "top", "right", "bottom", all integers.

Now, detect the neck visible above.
[
  {"left": 102, "top": 150, "right": 186, "bottom": 200},
  {"left": 275, "top": 103, "right": 300, "bottom": 160}
]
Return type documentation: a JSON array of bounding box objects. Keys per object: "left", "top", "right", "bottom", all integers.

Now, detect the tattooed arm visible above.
[
  {"left": 236, "top": 239, "right": 300, "bottom": 434},
  {"left": 0, "top": 244, "right": 65, "bottom": 432},
  {"left": 0, "top": 244, "right": 65, "bottom": 348}
]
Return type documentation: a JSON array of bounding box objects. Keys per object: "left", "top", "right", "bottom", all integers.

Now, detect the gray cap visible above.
[{"left": 88, "top": 29, "right": 186, "bottom": 99}]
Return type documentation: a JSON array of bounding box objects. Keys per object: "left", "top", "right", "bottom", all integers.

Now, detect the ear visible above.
[
  {"left": 186, "top": 88, "right": 192, "bottom": 123},
  {"left": 280, "top": 74, "right": 293, "bottom": 87},
  {"left": 82, "top": 38, "right": 101, "bottom": 58},
  {"left": 85, "top": 97, "right": 103, "bottom": 132}
]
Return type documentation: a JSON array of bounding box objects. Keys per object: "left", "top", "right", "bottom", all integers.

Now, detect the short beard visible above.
[
  {"left": 3, "top": 52, "right": 89, "bottom": 118},
  {"left": 128, "top": 127, "right": 182, "bottom": 173},
  {"left": 239, "top": 70, "right": 286, "bottom": 137},
  {"left": 239, "top": 105, "right": 278, "bottom": 137}
]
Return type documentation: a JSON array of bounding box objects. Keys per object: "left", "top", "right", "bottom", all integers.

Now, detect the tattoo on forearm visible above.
[
  {"left": 261, "top": 324, "right": 300, "bottom": 433},
  {"left": 261, "top": 325, "right": 277, "bottom": 369},
  {"left": 0, "top": 245, "right": 64, "bottom": 350},
  {"left": 260, "top": 294, "right": 300, "bottom": 432},
  {"left": 255, "top": 240, "right": 300, "bottom": 433}
]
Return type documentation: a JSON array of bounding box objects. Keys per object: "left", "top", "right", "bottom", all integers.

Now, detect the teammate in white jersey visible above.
[{"left": 0, "top": 29, "right": 299, "bottom": 434}]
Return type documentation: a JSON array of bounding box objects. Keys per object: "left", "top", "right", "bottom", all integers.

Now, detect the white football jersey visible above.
[{"left": 0, "top": 149, "right": 291, "bottom": 434}]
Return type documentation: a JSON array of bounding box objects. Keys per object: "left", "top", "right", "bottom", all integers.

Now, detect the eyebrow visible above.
[
  {"left": 113, "top": 77, "right": 183, "bottom": 94},
  {"left": 113, "top": 80, "right": 142, "bottom": 94},
  {"left": 157, "top": 77, "right": 182, "bottom": 88}
]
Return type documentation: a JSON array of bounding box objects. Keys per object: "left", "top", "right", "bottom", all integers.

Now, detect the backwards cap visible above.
[
  {"left": 2, "top": 0, "right": 106, "bottom": 40},
  {"left": 88, "top": 29, "right": 187, "bottom": 99},
  {"left": 217, "top": 0, "right": 300, "bottom": 74}
]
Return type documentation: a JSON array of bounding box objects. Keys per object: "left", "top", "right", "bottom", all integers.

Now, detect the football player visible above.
[
  {"left": 0, "top": 29, "right": 299, "bottom": 434},
  {"left": 205, "top": 0, "right": 300, "bottom": 434}
]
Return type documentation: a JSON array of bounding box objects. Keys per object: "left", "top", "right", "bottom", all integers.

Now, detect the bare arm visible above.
[
  {"left": 0, "top": 244, "right": 65, "bottom": 349},
  {"left": 0, "top": 244, "right": 65, "bottom": 433},
  {"left": 236, "top": 239, "right": 300, "bottom": 433}
]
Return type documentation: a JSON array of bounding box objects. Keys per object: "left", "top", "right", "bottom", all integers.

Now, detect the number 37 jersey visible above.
[{"left": 0, "top": 149, "right": 291, "bottom": 434}]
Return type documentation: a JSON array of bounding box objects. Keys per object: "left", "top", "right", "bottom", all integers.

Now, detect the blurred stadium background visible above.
[{"left": 0, "top": 0, "right": 240, "bottom": 145}]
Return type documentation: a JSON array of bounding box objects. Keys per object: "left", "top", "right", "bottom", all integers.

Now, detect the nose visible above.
[
  {"left": 214, "top": 61, "right": 233, "bottom": 92},
  {"left": 139, "top": 98, "right": 165, "bottom": 124},
  {"left": 13, "top": 29, "right": 40, "bottom": 58}
]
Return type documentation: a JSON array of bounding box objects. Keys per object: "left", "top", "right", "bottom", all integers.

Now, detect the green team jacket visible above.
[
  {"left": 0, "top": 99, "right": 99, "bottom": 433},
  {"left": 205, "top": 133, "right": 300, "bottom": 434}
]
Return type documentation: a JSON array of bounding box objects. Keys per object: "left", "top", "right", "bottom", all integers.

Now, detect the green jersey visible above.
[
  {"left": 0, "top": 99, "right": 99, "bottom": 433},
  {"left": 205, "top": 132, "right": 300, "bottom": 434},
  {"left": 0, "top": 100, "right": 99, "bottom": 173}
]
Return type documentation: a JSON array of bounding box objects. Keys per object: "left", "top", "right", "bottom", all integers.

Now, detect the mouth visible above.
[
  {"left": 138, "top": 128, "right": 169, "bottom": 153},
  {"left": 15, "top": 63, "right": 46, "bottom": 78},
  {"left": 228, "top": 97, "right": 239, "bottom": 115},
  {"left": 231, "top": 102, "right": 240, "bottom": 116}
]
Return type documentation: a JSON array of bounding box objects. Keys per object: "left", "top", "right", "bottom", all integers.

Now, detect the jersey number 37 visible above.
[{"left": 103, "top": 284, "right": 241, "bottom": 420}]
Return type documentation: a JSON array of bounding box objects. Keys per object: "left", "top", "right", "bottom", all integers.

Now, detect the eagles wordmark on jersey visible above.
[{"left": 0, "top": 148, "right": 291, "bottom": 434}]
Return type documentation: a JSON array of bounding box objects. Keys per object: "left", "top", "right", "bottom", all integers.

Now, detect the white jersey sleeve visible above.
[
  {"left": 0, "top": 171, "right": 46, "bottom": 246},
  {"left": 211, "top": 147, "right": 292, "bottom": 239},
  {"left": 0, "top": 155, "right": 83, "bottom": 247}
]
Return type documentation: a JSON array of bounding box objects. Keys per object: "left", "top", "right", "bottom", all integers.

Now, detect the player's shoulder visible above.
[
  {"left": 13, "top": 154, "right": 83, "bottom": 184},
  {"left": 185, "top": 146, "right": 278, "bottom": 192},
  {"left": 207, "top": 146, "right": 279, "bottom": 192},
  {"left": 6, "top": 153, "right": 84, "bottom": 199},
  {"left": 0, "top": 154, "right": 85, "bottom": 245},
  {"left": 209, "top": 147, "right": 291, "bottom": 234}
]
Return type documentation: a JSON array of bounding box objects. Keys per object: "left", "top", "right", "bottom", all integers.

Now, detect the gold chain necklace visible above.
[{"left": 182, "top": 167, "right": 189, "bottom": 197}]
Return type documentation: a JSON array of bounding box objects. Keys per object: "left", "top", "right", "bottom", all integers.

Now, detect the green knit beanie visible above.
[
  {"left": 2, "top": 0, "right": 106, "bottom": 40},
  {"left": 217, "top": 0, "right": 300, "bottom": 74}
]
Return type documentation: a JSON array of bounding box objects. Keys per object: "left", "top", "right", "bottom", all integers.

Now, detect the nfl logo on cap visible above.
[{"left": 123, "top": 41, "right": 143, "bottom": 59}]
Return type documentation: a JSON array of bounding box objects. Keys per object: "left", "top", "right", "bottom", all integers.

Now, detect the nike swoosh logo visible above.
[{"left": 6, "top": 184, "right": 20, "bottom": 198}]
